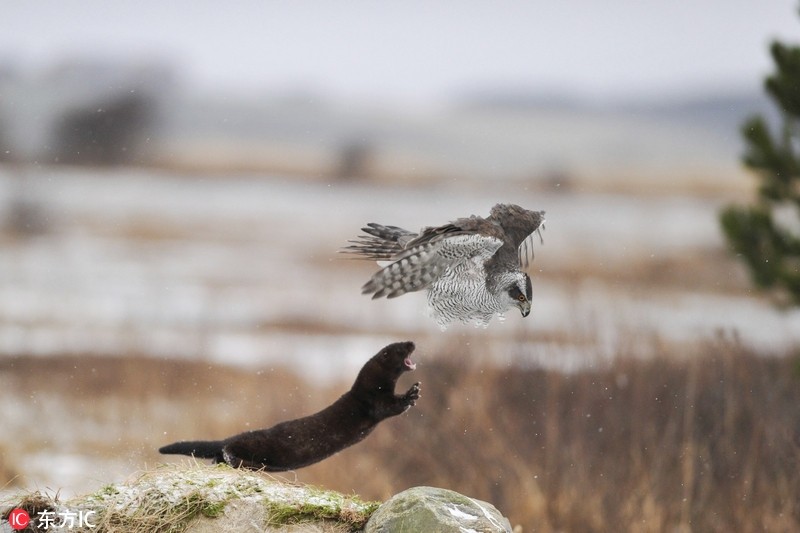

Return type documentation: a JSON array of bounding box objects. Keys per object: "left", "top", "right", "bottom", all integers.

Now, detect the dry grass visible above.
[
  {"left": 545, "top": 247, "right": 753, "bottom": 296},
  {"left": 1, "top": 337, "right": 799, "bottom": 532},
  {"left": 2, "top": 464, "right": 376, "bottom": 533},
  {"left": 367, "top": 338, "right": 800, "bottom": 532},
  {"left": 0, "top": 445, "right": 21, "bottom": 490}
]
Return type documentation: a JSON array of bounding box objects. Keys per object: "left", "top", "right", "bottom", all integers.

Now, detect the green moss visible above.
[
  {"left": 99, "top": 485, "right": 120, "bottom": 497},
  {"left": 199, "top": 500, "right": 227, "bottom": 518},
  {"left": 263, "top": 485, "right": 379, "bottom": 531}
]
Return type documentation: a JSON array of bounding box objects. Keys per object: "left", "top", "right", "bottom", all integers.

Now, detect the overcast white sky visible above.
[{"left": 1, "top": 0, "right": 798, "bottom": 105}]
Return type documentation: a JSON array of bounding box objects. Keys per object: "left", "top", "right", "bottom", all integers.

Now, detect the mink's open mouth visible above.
[{"left": 404, "top": 357, "right": 417, "bottom": 371}]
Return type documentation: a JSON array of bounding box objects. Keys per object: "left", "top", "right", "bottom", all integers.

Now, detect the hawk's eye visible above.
[{"left": 518, "top": 294, "right": 526, "bottom": 302}]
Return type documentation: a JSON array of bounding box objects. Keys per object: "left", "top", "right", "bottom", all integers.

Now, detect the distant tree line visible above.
[
  {"left": 0, "top": 60, "right": 171, "bottom": 167},
  {"left": 51, "top": 92, "right": 155, "bottom": 166}
]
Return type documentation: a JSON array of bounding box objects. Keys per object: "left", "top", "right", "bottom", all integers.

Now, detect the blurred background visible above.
[{"left": 1, "top": 1, "right": 799, "bottom": 531}]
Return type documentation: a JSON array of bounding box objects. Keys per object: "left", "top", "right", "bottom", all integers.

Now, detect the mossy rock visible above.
[{"left": 2, "top": 464, "right": 378, "bottom": 533}]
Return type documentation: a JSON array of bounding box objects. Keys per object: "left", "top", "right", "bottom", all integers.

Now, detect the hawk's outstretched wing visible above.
[
  {"left": 342, "top": 203, "right": 545, "bottom": 327},
  {"left": 342, "top": 218, "right": 503, "bottom": 299}
]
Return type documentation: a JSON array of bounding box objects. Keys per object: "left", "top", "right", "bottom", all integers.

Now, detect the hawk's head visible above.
[{"left": 501, "top": 271, "right": 532, "bottom": 318}]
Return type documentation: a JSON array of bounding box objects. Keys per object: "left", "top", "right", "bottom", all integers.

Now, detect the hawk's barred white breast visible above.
[{"left": 342, "top": 204, "right": 545, "bottom": 328}]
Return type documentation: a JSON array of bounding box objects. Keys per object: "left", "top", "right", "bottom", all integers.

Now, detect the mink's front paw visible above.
[{"left": 404, "top": 382, "right": 421, "bottom": 406}]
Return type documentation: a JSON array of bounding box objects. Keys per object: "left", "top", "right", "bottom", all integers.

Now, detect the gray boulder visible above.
[{"left": 365, "top": 486, "right": 512, "bottom": 533}]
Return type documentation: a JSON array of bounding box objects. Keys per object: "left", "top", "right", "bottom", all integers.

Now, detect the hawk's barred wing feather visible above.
[
  {"left": 361, "top": 234, "right": 503, "bottom": 299},
  {"left": 340, "top": 223, "right": 417, "bottom": 260}
]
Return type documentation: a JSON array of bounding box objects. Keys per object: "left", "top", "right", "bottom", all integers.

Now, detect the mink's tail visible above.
[{"left": 159, "top": 440, "right": 225, "bottom": 462}]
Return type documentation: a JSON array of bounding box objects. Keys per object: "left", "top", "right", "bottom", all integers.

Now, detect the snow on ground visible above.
[{"left": 0, "top": 166, "right": 798, "bottom": 383}]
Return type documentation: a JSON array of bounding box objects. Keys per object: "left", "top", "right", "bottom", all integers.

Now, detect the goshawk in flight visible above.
[{"left": 342, "top": 203, "right": 545, "bottom": 328}]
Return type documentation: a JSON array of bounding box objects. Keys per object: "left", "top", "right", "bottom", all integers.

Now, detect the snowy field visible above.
[
  {"left": 2, "top": 165, "right": 800, "bottom": 498},
  {"left": 1, "top": 166, "right": 798, "bottom": 380}
]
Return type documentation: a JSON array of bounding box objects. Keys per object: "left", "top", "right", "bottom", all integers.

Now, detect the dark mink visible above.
[{"left": 159, "top": 341, "right": 420, "bottom": 471}]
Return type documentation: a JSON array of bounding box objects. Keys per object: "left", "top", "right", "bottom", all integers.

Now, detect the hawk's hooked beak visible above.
[{"left": 519, "top": 300, "right": 531, "bottom": 318}]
